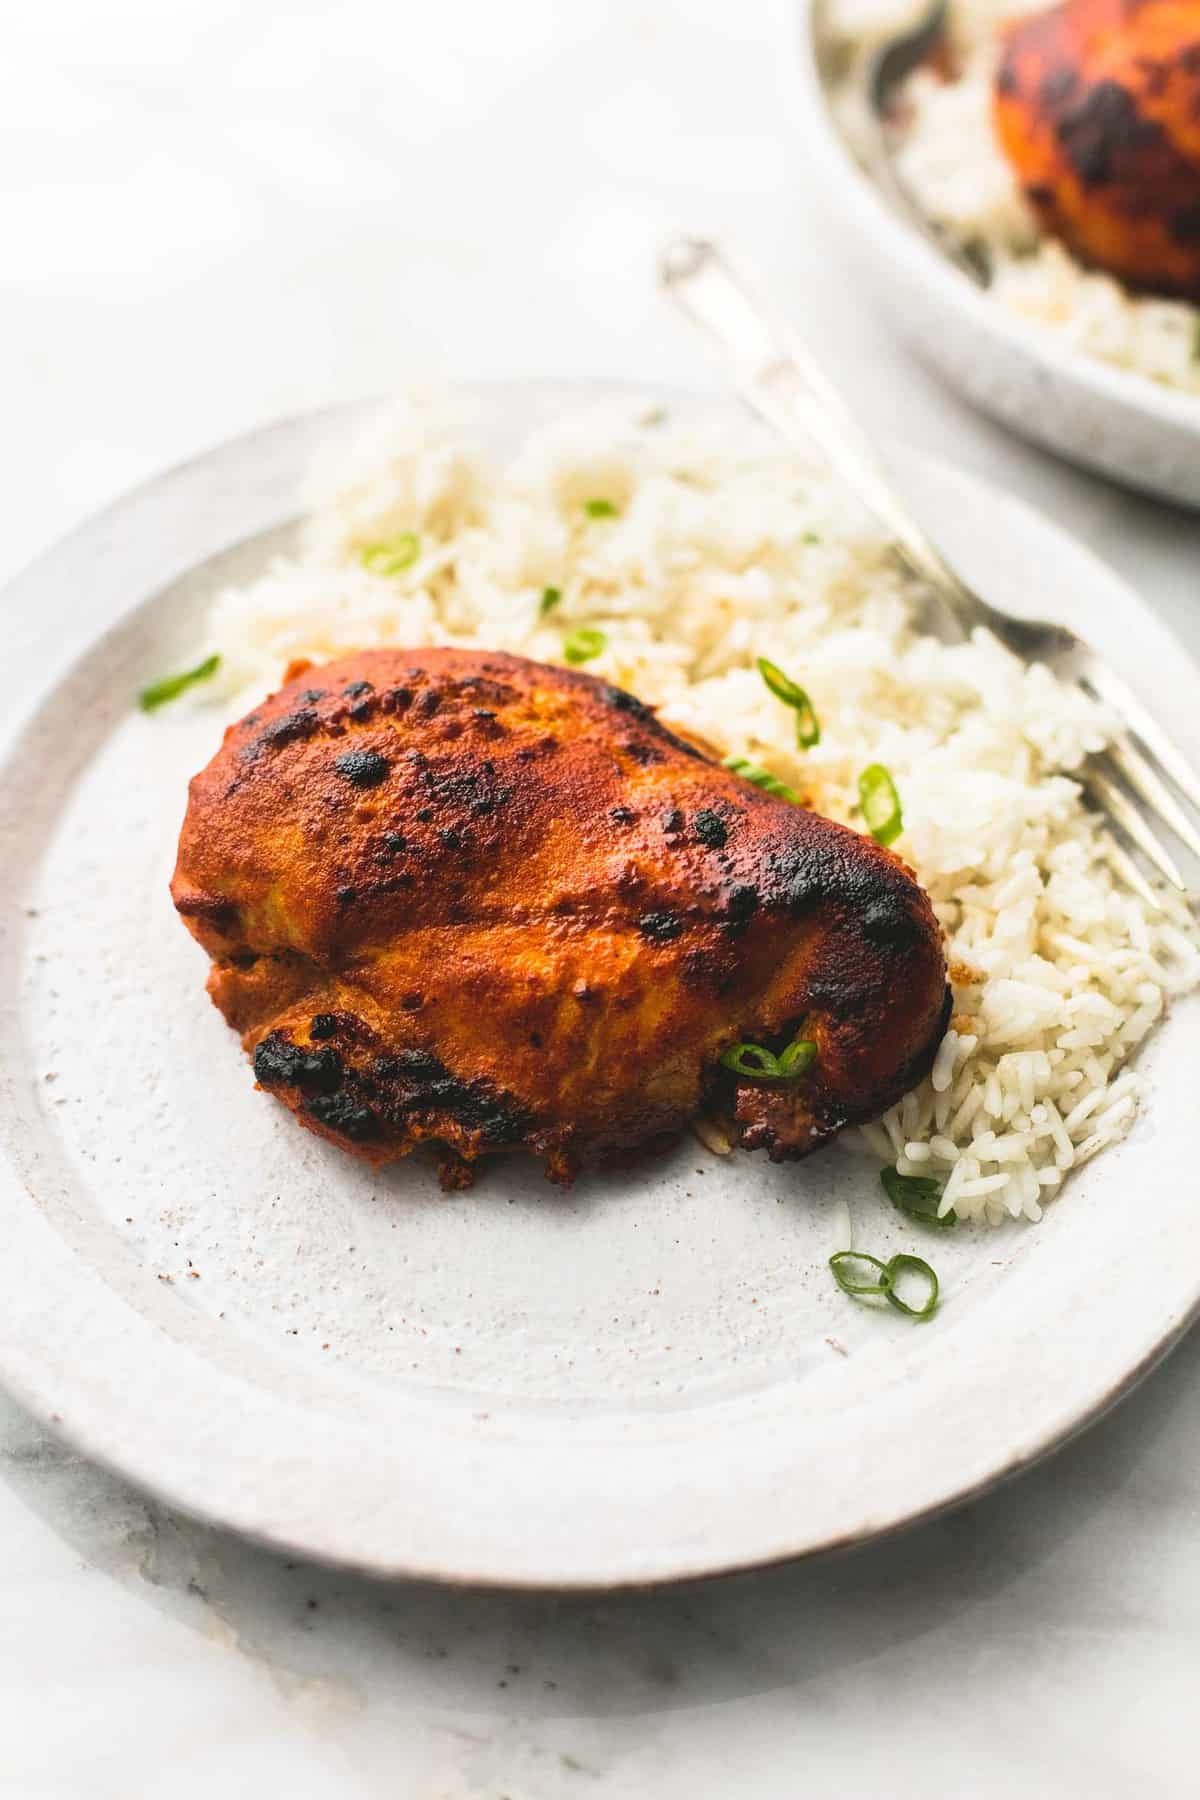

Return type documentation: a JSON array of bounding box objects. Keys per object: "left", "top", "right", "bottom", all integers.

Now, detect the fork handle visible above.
[{"left": 658, "top": 238, "right": 975, "bottom": 616}]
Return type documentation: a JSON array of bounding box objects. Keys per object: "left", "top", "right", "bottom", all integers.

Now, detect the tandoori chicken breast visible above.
[
  {"left": 994, "top": 0, "right": 1200, "bottom": 299},
  {"left": 171, "top": 648, "right": 949, "bottom": 1187}
]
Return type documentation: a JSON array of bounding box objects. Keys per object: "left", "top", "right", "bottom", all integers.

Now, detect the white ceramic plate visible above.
[
  {"left": 794, "top": 1, "right": 1200, "bottom": 510},
  {"left": 1, "top": 384, "right": 1198, "bottom": 1590}
]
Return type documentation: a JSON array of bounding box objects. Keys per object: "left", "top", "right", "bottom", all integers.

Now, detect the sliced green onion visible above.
[
  {"left": 757, "top": 657, "right": 820, "bottom": 748},
  {"left": 720, "top": 1041, "right": 780, "bottom": 1079},
  {"left": 829, "top": 1248, "right": 940, "bottom": 1319},
  {"left": 138, "top": 653, "right": 221, "bottom": 713},
  {"left": 539, "top": 585, "right": 562, "bottom": 616},
  {"left": 361, "top": 532, "right": 420, "bottom": 577},
  {"left": 829, "top": 1251, "right": 892, "bottom": 1297},
  {"left": 722, "top": 756, "right": 801, "bottom": 806},
  {"left": 803, "top": 530, "right": 821, "bottom": 544},
  {"left": 880, "top": 1165, "right": 956, "bottom": 1229},
  {"left": 563, "top": 627, "right": 607, "bottom": 665},
  {"left": 883, "top": 1253, "right": 939, "bottom": 1319},
  {"left": 720, "top": 1036, "right": 817, "bottom": 1081},
  {"left": 858, "top": 763, "right": 903, "bottom": 846},
  {"left": 775, "top": 1037, "right": 817, "bottom": 1077},
  {"left": 583, "top": 498, "right": 619, "bottom": 519}
]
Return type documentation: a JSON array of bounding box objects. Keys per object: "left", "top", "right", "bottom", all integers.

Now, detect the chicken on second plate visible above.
[
  {"left": 171, "top": 648, "right": 949, "bottom": 1188},
  {"left": 994, "top": 0, "right": 1200, "bottom": 299}
]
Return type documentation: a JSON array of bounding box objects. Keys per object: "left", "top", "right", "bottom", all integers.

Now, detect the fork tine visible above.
[
  {"left": 1085, "top": 770, "right": 1187, "bottom": 891},
  {"left": 1099, "top": 834, "right": 1162, "bottom": 912},
  {"left": 1106, "top": 734, "right": 1200, "bottom": 862},
  {"left": 1081, "top": 665, "right": 1200, "bottom": 814}
]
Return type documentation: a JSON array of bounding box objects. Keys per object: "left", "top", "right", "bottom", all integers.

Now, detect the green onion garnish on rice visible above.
[
  {"left": 562, "top": 627, "right": 607, "bottom": 665},
  {"left": 539, "top": 586, "right": 562, "bottom": 616},
  {"left": 720, "top": 1037, "right": 817, "bottom": 1081},
  {"left": 829, "top": 1248, "right": 939, "bottom": 1320},
  {"left": 138, "top": 653, "right": 221, "bottom": 713},
  {"left": 881, "top": 1165, "right": 957, "bottom": 1228},
  {"left": 583, "top": 498, "right": 619, "bottom": 519},
  {"left": 757, "top": 657, "right": 820, "bottom": 748},
  {"left": 858, "top": 763, "right": 903, "bottom": 846},
  {"left": 722, "top": 756, "right": 801, "bottom": 805},
  {"left": 361, "top": 532, "right": 420, "bottom": 577}
]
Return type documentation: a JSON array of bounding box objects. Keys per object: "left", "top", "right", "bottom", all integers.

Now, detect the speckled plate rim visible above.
[
  {"left": 1, "top": 385, "right": 1199, "bottom": 1591},
  {"left": 792, "top": 1, "right": 1200, "bottom": 504}
]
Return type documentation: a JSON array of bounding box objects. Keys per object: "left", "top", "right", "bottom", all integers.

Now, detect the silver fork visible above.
[{"left": 659, "top": 237, "right": 1200, "bottom": 905}]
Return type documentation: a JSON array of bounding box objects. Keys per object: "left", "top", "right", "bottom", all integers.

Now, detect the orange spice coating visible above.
[
  {"left": 172, "top": 648, "right": 948, "bottom": 1187},
  {"left": 993, "top": 0, "right": 1200, "bottom": 298}
]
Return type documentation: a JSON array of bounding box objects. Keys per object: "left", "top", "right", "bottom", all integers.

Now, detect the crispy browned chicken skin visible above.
[
  {"left": 993, "top": 0, "right": 1200, "bottom": 299},
  {"left": 171, "top": 649, "right": 948, "bottom": 1187}
]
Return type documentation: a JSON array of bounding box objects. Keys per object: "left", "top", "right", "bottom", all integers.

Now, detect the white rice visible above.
[
  {"left": 202, "top": 394, "right": 1200, "bottom": 1225},
  {"left": 830, "top": 0, "right": 1200, "bottom": 396}
]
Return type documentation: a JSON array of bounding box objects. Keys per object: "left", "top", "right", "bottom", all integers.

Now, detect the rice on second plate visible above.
[
  {"left": 830, "top": 0, "right": 1200, "bottom": 396},
  {"left": 204, "top": 395, "right": 1199, "bottom": 1225}
]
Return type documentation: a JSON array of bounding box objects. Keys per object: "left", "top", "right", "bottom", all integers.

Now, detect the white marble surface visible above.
[{"left": 2, "top": 1, "right": 1200, "bottom": 1793}]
